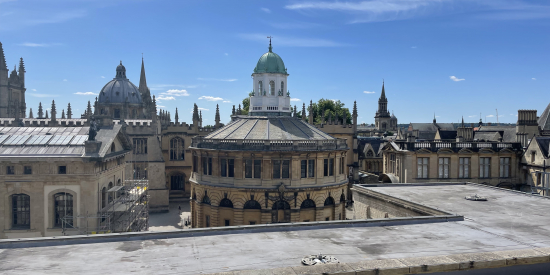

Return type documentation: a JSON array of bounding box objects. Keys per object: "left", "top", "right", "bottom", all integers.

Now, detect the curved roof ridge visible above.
[
  {"left": 297, "top": 119, "right": 332, "bottom": 140},
  {"left": 287, "top": 117, "right": 312, "bottom": 140}
]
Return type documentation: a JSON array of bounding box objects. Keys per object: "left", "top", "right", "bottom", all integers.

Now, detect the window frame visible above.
[
  {"left": 417, "top": 157, "right": 429, "bottom": 179},
  {"left": 6, "top": 165, "right": 15, "bottom": 175},
  {"left": 133, "top": 138, "right": 148, "bottom": 155},
  {"left": 479, "top": 157, "right": 491, "bottom": 178},
  {"left": 54, "top": 193, "right": 73, "bottom": 227},
  {"left": 459, "top": 157, "right": 470, "bottom": 178},
  {"left": 438, "top": 157, "right": 450, "bottom": 179},
  {"left": 169, "top": 137, "right": 185, "bottom": 161},
  {"left": 24, "top": 166, "right": 32, "bottom": 175},
  {"left": 500, "top": 157, "right": 511, "bottom": 178},
  {"left": 58, "top": 166, "right": 67, "bottom": 174},
  {"left": 12, "top": 194, "right": 30, "bottom": 229}
]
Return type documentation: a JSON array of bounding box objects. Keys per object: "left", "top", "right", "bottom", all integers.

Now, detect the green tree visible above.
[
  {"left": 242, "top": 97, "right": 250, "bottom": 115},
  {"left": 310, "top": 98, "right": 352, "bottom": 125}
]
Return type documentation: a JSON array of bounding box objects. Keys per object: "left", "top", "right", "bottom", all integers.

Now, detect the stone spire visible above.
[
  {"left": 50, "top": 100, "right": 56, "bottom": 122},
  {"left": 433, "top": 113, "right": 436, "bottom": 124},
  {"left": 139, "top": 57, "right": 148, "bottom": 92},
  {"left": 353, "top": 100, "right": 358, "bottom": 125},
  {"left": 461, "top": 116, "right": 464, "bottom": 128},
  {"left": 152, "top": 95, "right": 158, "bottom": 122},
  {"left": 293, "top": 105, "right": 297, "bottom": 117},
  {"left": 199, "top": 110, "right": 203, "bottom": 127},
  {"left": 215, "top": 104, "right": 220, "bottom": 127},
  {"left": 18, "top": 57, "right": 25, "bottom": 87},
  {"left": 45, "top": 110, "right": 49, "bottom": 119},
  {"left": 67, "top": 103, "right": 72, "bottom": 119},
  {"left": 232, "top": 105, "right": 236, "bottom": 115},
  {"left": 38, "top": 102, "right": 43, "bottom": 118},
  {"left": 0, "top": 41, "right": 6, "bottom": 70},
  {"left": 175, "top": 108, "right": 179, "bottom": 124},
  {"left": 376, "top": 81, "right": 389, "bottom": 117},
  {"left": 237, "top": 104, "right": 242, "bottom": 115},
  {"left": 29, "top": 108, "right": 33, "bottom": 118},
  {"left": 302, "top": 103, "right": 306, "bottom": 121},
  {"left": 86, "top": 101, "right": 92, "bottom": 118},
  {"left": 61, "top": 109, "right": 65, "bottom": 119},
  {"left": 308, "top": 100, "right": 313, "bottom": 124},
  {"left": 192, "top": 103, "right": 200, "bottom": 125}
]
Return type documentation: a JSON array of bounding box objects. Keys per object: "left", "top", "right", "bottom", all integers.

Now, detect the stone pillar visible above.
[{"left": 234, "top": 209, "right": 244, "bottom": 226}]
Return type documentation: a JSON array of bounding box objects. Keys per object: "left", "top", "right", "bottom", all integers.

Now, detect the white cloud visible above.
[
  {"left": 224, "top": 53, "right": 228, "bottom": 56},
  {"left": 261, "top": 7, "right": 271, "bottom": 13},
  {"left": 18, "top": 42, "right": 62, "bottom": 47},
  {"left": 157, "top": 105, "right": 166, "bottom": 108},
  {"left": 290, "top": 98, "right": 301, "bottom": 101},
  {"left": 30, "top": 93, "right": 59, "bottom": 98},
  {"left": 411, "top": 46, "right": 417, "bottom": 49},
  {"left": 63, "top": 79, "right": 68, "bottom": 82},
  {"left": 487, "top": 115, "right": 495, "bottom": 118},
  {"left": 31, "top": 89, "right": 37, "bottom": 92},
  {"left": 532, "top": 78, "right": 536, "bottom": 80},
  {"left": 101, "top": 76, "right": 105, "bottom": 79},
  {"left": 199, "top": 96, "right": 224, "bottom": 101},
  {"left": 157, "top": 96, "right": 176, "bottom": 101},
  {"left": 199, "top": 108, "right": 209, "bottom": 111},
  {"left": 161, "top": 89, "right": 190, "bottom": 96},
  {"left": 198, "top": 78, "right": 237, "bottom": 82},
  {"left": 239, "top": 33, "right": 350, "bottom": 47},
  {"left": 74, "top": 92, "right": 97, "bottom": 95},
  {"left": 223, "top": 100, "right": 232, "bottom": 103},
  {"left": 450, "top": 76, "right": 465, "bottom": 82},
  {"left": 468, "top": 115, "right": 477, "bottom": 118},
  {"left": 363, "top": 91, "right": 375, "bottom": 94},
  {"left": 150, "top": 84, "right": 198, "bottom": 91}
]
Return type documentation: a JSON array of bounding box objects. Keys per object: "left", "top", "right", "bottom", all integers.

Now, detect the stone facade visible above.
[{"left": 0, "top": 43, "right": 26, "bottom": 119}]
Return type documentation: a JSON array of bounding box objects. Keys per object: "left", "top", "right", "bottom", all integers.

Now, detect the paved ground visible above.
[{"left": 149, "top": 200, "right": 191, "bottom": 231}]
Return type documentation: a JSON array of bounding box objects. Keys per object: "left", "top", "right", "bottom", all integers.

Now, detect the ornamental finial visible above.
[{"left": 267, "top": 36, "right": 273, "bottom": 52}]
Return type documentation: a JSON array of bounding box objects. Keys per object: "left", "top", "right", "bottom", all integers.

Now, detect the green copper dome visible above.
[{"left": 253, "top": 44, "right": 288, "bottom": 75}]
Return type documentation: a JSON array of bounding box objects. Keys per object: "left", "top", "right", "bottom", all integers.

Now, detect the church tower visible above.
[
  {"left": 0, "top": 42, "right": 26, "bottom": 118},
  {"left": 374, "top": 81, "right": 391, "bottom": 131},
  {"left": 248, "top": 38, "right": 291, "bottom": 116}
]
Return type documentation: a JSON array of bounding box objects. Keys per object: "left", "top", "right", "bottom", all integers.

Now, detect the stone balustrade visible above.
[{"left": 191, "top": 137, "right": 349, "bottom": 151}]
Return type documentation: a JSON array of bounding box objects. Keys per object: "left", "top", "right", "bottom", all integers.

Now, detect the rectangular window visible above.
[
  {"left": 58, "top": 166, "right": 67, "bottom": 174},
  {"left": 12, "top": 194, "right": 30, "bottom": 229},
  {"left": 205, "top": 215, "right": 210, "bottom": 227},
  {"left": 224, "top": 219, "right": 230, "bottom": 226},
  {"left": 24, "top": 166, "right": 32, "bottom": 175},
  {"left": 459, "top": 157, "right": 470, "bottom": 178},
  {"left": 133, "top": 163, "right": 148, "bottom": 179},
  {"left": 500, "top": 157, "right": 511, "bottom": 178},
  {"left": 308, "top": 159, "right": 315, "bottom": 178},
  {"left": 245, "top": 159, "right": 252, "bottom": 178},
  {"left": 301, "top": 160, "right": 307, "bottom": 178},
  {"left": 438, "top": 157, "right": 450, "bottom": 178},
  {"left": 417, "top": 157, "right": 429, "bottom": 178},
  {"left": 282, "top": 160, "right": 290, "bottom": 178},
  {"left": 329, "top": 158, "right": 334, "bottom": 176},
  {"left": 254, "top": 160, "right": 261, "bottom": 179},
  {"left": 114, "top": 109, "right": 121, "bottom": 119},
  {"left": 221, "top": 158, "right": 227, "bottom": 177},
  {"left": 228, "top": 159, "right": 234, "bottom": 177},
  {"left": 249, "top": 221, "right": 256, "bottom": 225},
  {"left": 203, "top": 157, "right": 208, "bottom": 175},
  {"left": 324, "top": 159, "right": 328, "bottom": 176},
  {"left": 208, "top": 157, "right": 212, "bottom": 175},
  {"left": 531, "top": 152, "right": 536, "bottom": 163},
  {"left": 193, "top": 155, "right": 198, "bottom": 172},
  {"left": 133, "top": 138, "right": 147, "bottom": 154},
  {"left": 273, "top": 160, "right": 281, "bottom": 179},
  {"left": 480, "top": 157, "right": 491, "bottom": 178},
  {"left": 6, "top": 165, "right": 14, "bottom": 175}
]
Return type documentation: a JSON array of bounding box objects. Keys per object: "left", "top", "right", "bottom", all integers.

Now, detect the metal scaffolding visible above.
[{"left": 61, "top": 179, "right": 149, "bottom": 235}]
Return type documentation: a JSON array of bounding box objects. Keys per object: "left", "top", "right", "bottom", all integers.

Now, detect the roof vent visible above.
[
  {"left": 465, "top": 194, "right": 487, "bottom": 201},
  {"left": 302, "top": 254, "right": 339, "bottom": 266}
]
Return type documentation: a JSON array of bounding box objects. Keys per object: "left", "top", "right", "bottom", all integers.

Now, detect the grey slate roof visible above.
[
  {"left": 205, "top": 116, "right": 335, "bottom": 140},
  {"left": 539, "top": 103, "right": 550, "bottom": 131},
  {"left": 358, "top": 137, "right": 386, "bottom": 158},
  {"left": 409, "top": 123, "right": 455, "bottom": 132},
  {"left": 535, "top": 137, "right": 550, "bottom": 158},
  {"left": 476, "top": 125, "right": 516, "bottom": 142},
  {"left": 437, "top": 130, "right": 457, "bottom": 140}
]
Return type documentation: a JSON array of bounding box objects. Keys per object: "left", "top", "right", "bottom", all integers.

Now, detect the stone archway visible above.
[{"left": 271, "top": 201, "right": 291, "bottom": 223}]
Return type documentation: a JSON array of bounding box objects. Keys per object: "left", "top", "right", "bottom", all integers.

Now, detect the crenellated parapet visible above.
[{"left": 0, "top": 118, "right": 88, "bottom": 127}]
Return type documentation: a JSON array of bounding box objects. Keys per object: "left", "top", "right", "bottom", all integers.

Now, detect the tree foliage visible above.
[{"left": 238, "top": 97, "right": 351, "bottom": 125}]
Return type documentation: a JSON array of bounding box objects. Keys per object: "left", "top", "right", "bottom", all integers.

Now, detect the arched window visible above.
[
  {"left": 367, "top": 150, "right": 374, "bottom": 157},
  {"left": 219, "top": 198, "right": 233, "bottom": 208},
  {"left": 108, "top": 182, "right": 114, "bottom": 203},
  {"left": 12, "top": 194, "right": 30, "bottom": 229},
  {"left": 258, "top": 81, "right": 263, "bottom": 94},
  {"left": 243, "top": 200, "right": 261, "bottom": 209},
  {"left": 171, "top": 174, "right": 185, "bottom": 190},
  {"left": 340, "top": 192, "right": 346, "bottom": 203},
  {"left": 54, "top": 193, "right": 73, "bottom": 227},
  {"left": 101, "top": 187, "right": 107, "bottom": 208},
  {"left": 281, "top": 81, "right": 284, "bottom": 94},
  {"left": 202, "top": 191, "right": 211, "bottom": 205},
  {"left": 271, "top": 200, "right": 290, "bottom": 223},
  {"left": 170, "top": 137, "right": 185, "bottom": 161},
  {"left": 324, "top": 196, "right": 335, "bottom": 206},
  {"left": 269, "top": 80, "right": 275, "bottom": 96},
  {"left": 300, "top": 199, "right": 316, "bottom": 209}
]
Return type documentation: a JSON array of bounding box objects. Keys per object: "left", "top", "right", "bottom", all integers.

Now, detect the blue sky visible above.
[{"left": 0, "top": 0, "right": 549, "bottom": 125}]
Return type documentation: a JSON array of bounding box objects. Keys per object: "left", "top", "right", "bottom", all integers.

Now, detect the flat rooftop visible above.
[{"left": 2, "top": 183, "right": 550, "bottom": 274}]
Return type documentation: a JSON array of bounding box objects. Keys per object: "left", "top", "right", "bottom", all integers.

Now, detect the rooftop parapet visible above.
[
  {"left": 191, "top": 136, "right": 349, "bottom": 151},
  {"left": 393, "top": 140, "right": 522, "bottom": 152}
]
